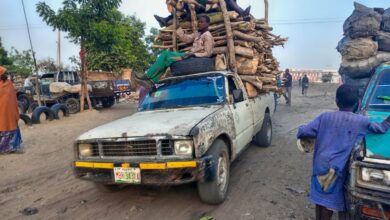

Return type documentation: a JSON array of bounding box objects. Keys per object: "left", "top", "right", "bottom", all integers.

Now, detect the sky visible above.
[{"left": 1, "top": 0, "right": 389, "bottom": 70}]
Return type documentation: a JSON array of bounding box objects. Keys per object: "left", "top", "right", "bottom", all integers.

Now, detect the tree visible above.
[
  {"left": 145, "top": 27, "right": 162, "bottom": 62},
  {"left": 86, "top": 14, "right": 152, "bottom": 73},
  {"left": 36, "top": 0, "right": 122, "bottom": 112},
  {"left": 37, "top": 57, "right": 60, "bottom": 73},
  {"left": 8, "top": 48, "right": 34, "bottom": 77},
  {"left": 0, "top": 37, "right": 12, "bottom": 67}
]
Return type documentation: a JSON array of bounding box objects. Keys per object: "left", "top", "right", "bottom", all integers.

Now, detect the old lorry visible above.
[
  {"left": 73, "top": 71, "right": 275, "bottom": 204},
  {"left": 17, "top": 71, "right": 124, "bottom": 114},
  {"left": 347, "top": 63, "right": 390, "bottom": 219}
]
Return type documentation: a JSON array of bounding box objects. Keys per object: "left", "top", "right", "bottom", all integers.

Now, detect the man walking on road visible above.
[
  {"left": 282, "top": 68, "right": 292, "bottom": 106},
  {"left": 302, "top": 74, "right": 309, "bottom": 96}
]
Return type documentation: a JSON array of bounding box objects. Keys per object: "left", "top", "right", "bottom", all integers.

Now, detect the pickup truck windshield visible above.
[
  {"left": 139, "top": 74, "right": 225, "bottom": 111},
  {"left": 368, "top": 70, "right": 390, "bottom": 112}
]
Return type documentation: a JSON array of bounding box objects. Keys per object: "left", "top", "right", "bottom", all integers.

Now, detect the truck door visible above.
[{"left": 227, "top": 76, "right": 254, "bottom": 153}]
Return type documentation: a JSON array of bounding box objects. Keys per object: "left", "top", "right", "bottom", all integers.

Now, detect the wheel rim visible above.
[
  {"left": 40, "top": 113, "right": 47, "bottom": 122},
  {"left": 217, "top": 154, "right": 228, "bottom": 194},
  {"left": 58, "top": 110, "right": 64, "bottom": 119},
  {"left": 266, "top": 121, "right": 272, "bottom": 143},
  {"left": 67, "top": 101, "right": 78, "bottom": 113}
]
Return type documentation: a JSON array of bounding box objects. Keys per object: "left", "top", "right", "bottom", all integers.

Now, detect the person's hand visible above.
[{"left": 183, "top": 52, "right": 194, "bottom": 59}]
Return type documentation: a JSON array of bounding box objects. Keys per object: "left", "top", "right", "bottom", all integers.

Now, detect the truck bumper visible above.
[
  {"left": 347, "top": 187, "right": 390, "bottom": 219},
  {"left": 73, "top": 155, "right": 213, "bottom": 185}
]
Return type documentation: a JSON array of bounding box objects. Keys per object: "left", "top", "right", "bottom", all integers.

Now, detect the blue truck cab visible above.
[{"left": 347, "top": 63, "right": 390, "bottom": 219}]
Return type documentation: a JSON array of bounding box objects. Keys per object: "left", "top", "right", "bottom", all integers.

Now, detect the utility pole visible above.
[
  {"left": 57, "top": 29, "right": 61, "bottom": 71},
  {"left": 264, "top": 0, "right": 269, "bottom": 24},
  {"left": 21, "top": 0, "right": 41, "bottom": 106}
]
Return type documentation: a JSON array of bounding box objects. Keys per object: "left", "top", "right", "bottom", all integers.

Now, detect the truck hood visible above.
[
  {"left": 77, "top": 106, "right": 222, "bottom": 140},
  {"left": 365, "top": 111, "right": 390, "bottom": 160}
]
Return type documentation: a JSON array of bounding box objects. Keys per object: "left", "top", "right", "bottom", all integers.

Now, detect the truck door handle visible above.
[{"left": 246, "top": 103, "right": 249, "bottom": 107}]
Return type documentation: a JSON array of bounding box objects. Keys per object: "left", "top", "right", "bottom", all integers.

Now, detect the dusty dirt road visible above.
[{"left": 0, "top": 83, "right": 339, "bottom": 220}]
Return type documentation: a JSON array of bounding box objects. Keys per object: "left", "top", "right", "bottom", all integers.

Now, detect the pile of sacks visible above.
[
  {"left": 338, "top": 2, "right": 390, "bottom": 96},
  {"left": 154, "top": 0, "right": 287, "bottom": 97}
]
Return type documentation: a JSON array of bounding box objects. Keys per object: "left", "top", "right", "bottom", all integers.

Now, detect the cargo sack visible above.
[
  {"left": 376, "top": 31, "right": 390, "bottom": 52},
  {"left": 337, "top": 37, "right": 378, "bottom": 60},
  {"left": 49, "top": 82, "right": 72, "bottom": 94},
  {"left": 382, "top": 8, "right": 390, "bottom": 32},
  {"left": 236, "top": 56, "right": 259, "bottom": 75},
  {"left": 339, "top": 51, "right": 390, "bottom": 79},
  {"left": 341, "top": 74, "right": 371, "bottom": 98},
  {"left": 343, "top": 2, "right": 381, "bottom": 39},
  {"left": 215, "top": 54, "right": 227, "bottom": 71}
]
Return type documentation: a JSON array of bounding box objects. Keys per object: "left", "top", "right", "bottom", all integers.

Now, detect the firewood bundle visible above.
[{"left": 153, "top": 0, "right": 287, "bottom": 97}]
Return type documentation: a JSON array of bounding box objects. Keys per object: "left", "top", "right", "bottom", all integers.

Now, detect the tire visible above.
[
  {"left": 102, "top": 96, "right": 115, "bottom": 108},
  {"left": 19, "top": 114, "right": 32, "bottom": 126},
  {"left": 17, "top": 94, "right": 31, "bottom": 111},
  {"left": 64, "top": 98, "right": 80, "bottom": 114},
  {"left": 28, "top": 102, "right": 39, "bottom": 114},
  {"left": 171, "top": 58, "right": 215, "bottom": 76},
  {"left": 17, "top": 101, "right": 26, "bottom": 114},
  {"left": 50, "top": 103, "right": 70, "bottom": 120},
  {"left": 197, "top": 139, "right": 230, "bottom": 204},
  {"left": 94, "top": 183, "right": 123, "bottom": 193},
  {"left": 31, "top": 106, "right": 55, "bottom": 124},
  {"left": 252, "top": 113, "right": 272, "bottom": 147}
]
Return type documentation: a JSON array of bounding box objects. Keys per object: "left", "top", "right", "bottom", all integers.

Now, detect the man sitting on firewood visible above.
[
  {"left": 154, "top": 0, "right": 251, "bottom": 27},
  {"left": 133, "top": 15, "right": 214, "bottom": 89}
]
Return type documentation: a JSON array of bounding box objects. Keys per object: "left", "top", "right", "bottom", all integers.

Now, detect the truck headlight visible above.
[
  {"left": 78, "top": 143, "right": 93, "bottom": 158},
  {"left": 360, "top": 167, "right": 390, "bottom": 186},
  {"left": 174, "top": 140, "right": 193, "bottom": 156}
]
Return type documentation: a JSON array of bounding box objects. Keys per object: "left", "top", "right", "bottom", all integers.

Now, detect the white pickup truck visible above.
[{"left": 73, "top": 71, "right": 275, "bottom": 204}]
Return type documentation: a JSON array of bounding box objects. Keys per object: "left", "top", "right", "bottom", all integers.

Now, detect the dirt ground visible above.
[{"left": 0, "top": 83, "right": 339, "bottom": 220}]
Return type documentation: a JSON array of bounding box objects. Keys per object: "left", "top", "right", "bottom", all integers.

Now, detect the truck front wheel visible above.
[
  {"left": 252, "top": 113, "right": 272, "bottom": 147},
  {"left": 102, "top": 96, "right": 115, "bottom": 108},
  {"left": 197, "top": 139, "right": 230, "bottom": 204}
]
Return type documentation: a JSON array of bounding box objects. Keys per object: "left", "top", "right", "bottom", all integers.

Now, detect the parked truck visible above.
[
  {"left": 347, "top": 63, "right": 390, "bottom": 219},
  {"left": 73, "top": 71, "right": 275, "bottom": 204}
]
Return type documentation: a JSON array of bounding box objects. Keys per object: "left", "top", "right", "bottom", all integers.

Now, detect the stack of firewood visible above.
[{"left": 153, "top": 0, "right": 287, "bottom": 97}]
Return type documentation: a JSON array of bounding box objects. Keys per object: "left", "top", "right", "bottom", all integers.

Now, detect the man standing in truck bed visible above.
[{"left": 133, "top": 15, "right": 214, "bottom": 89}]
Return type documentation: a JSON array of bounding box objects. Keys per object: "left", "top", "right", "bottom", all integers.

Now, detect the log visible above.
[
  {"left": 234, "top": 30, "right": 264, "bottom": 42},
  {"left": 172, "top": 8, "right": 178, "bottom": 52},
  {"left": 234, "top": 40, "right": 254, "bottom": 48},
  {"left": 219, "top": 0, "right": 236, "bottom": 71},
  {"left": 209, "top": 21, "right": 245, "bottom": 31},
  {"left": 213, "top": 46, "right": 254, "bottom": 58},
  {"left": 239, "top": 76, "right": 263, "bottom": 90},
  {"left": 256, "top": 76, "right": 276, "bottom": 83},
  {"left": 264, "top": 0, "right": 269, "bottom": 24},
  {"left": 189, "top": 4, "right": 198, "bottom": 33}
]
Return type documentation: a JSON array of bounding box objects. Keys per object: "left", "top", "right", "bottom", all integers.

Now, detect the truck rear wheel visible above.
[
  {"left": 252, "top": 113, "right": 272, "bottom": 147},
  {"left": 197, "top": 139, "right": 230, "bottom": 204},
  {"left": 65, "top": 98, "right": 80, "bottom": 114}
]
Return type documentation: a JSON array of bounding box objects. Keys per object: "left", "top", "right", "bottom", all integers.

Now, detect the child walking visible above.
[{"left": 297, "top": 84, "right": 390, "bottom": 220}]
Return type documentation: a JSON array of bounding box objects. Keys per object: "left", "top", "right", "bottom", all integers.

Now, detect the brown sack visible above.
[
  {"left": 236, "top": 56, "right": 259, "bottom": 75},
  {"left": 245, "top": 82, "right": 258, "bottom": 98},
  {"left": 215, "top": 54, "right": 227, "bottom": 70}
]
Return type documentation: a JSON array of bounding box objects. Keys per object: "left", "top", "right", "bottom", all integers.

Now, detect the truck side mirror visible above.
[{"left": 232, "top": 89, "right": 244, "bottom": 103}]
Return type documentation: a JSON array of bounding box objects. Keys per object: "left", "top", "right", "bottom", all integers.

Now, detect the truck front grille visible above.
[{"left": 101, "top": 140, "right": 157, "bottom": 157}]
